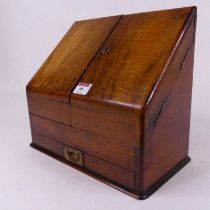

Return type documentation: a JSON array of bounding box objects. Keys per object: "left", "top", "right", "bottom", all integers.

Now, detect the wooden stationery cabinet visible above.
[{"left": 26, "top": 6, "right": 197, "bottom": 199}]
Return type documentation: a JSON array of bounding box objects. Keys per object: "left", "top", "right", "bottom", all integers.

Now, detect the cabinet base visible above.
[
  {"left": 30, "top": 143, "right": 191, "bottom": 199},
  {"left": 139, "top": 156, "right": 191, "bottom": 199}
]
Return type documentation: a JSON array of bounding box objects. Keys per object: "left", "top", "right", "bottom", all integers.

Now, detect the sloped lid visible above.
[
  {"left": 27, "top": 15, "right": 121, "bottom": 103},
  {"left": 71, "top": 7, "right": 196, "bottom": 109},
  {"left": 27, "top": 7, "right": 196, "bottom": 108}
]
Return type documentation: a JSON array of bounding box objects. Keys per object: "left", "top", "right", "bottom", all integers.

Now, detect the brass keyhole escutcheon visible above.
[
  {"left": 101, "top": 45, "right": 111, "bottom": 54},
  {"left": 64, "top": 146, "right": 83, "bottom": 166}
]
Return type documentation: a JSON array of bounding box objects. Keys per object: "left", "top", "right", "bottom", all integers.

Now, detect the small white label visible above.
[{"left": 73, "top": 82, "right": 92, "bottom": 95}]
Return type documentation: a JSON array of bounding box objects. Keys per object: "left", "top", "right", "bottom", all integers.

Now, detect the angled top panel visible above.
[
  {"left": 27, "top": 15, "right": 121, "bottom": 103},
  {"left": 71, "top": 7, "right": 196, "bottom": 109}
]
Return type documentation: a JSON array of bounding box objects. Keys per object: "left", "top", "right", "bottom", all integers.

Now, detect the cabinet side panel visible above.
[{"left": 143, "top": 45, "right": 195, "bottom": 190}]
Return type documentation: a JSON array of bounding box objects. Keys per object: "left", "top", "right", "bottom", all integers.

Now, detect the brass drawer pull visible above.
[
  {"left": 64, "top": 146, "right": 83, "bottom": 167},
  {"left": 67, "top": 151, "right": 80, "bottom": 162}
]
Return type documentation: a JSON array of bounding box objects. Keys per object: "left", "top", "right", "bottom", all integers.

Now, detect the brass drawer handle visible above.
[
  {"left": 64, "top": 146, "right": 83, "bottom": 166},
  {"left": 67, "top": 151, "right": 80, "bottom": 161}
]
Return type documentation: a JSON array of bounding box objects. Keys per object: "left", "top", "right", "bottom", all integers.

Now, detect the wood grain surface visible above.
[
  {"left": 30, "top": 114, "right": 135, "bottom": 171},
  {"left": 84, "top": 153, "right": 135, "bottom": 190},
  {"left": 71, "top": 6, "right": 196, "bottom": 146},
  {"left": 71, "top": 7, "right": 195, "bottom": 108},
  {"left": 27, "top": 92, "right": 71, "bottom": 125},
  {"left": 32, "top": 132, "right": 135, "bottom": 190},
  {"left": 27, "top": 15, "right": 121, "bottom": 102},
  {"left": 143, "top": 45, "right": 195, "bottom": 190}
]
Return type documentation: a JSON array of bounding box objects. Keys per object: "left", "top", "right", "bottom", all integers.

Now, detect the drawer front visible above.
[
  {"left": 32, "top": 132, "right": 134, "bottom": 190},
  {"left": 32, "top": 132, "right": 84, "bottom": 167},
  {"left": 30, "top": 114, "right": 135, "bottom": 171},
  {"left": 84, "top": 153, "right": 135, "bottom": 190}
]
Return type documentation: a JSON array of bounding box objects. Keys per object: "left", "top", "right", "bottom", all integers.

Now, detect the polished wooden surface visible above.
[
  {"left": 30, "top": 114, "right": 135, "bottom": 171},
  {"left": 27, "top": 15, "right": 121, "bottom": 102},
  {"left": 26, "top": 15, "right": 121, "bottom": 124},
  {"left": 32, "top": 132, "right": 64, "bottom": 157},
  {"left": 27, "top": 92, "right": 71, "bottom": 125},
  {"left": 71, "top": 7, "right": 195, "bottom": 108},
  {"left": 32, "top": 132, "right": 135, "bottom": 190},
  {"left": 71, "top": 6, "right": 196, "bottom": 141},
  {"left": 143, "top": 45, "right": 195, "bottom": 190},
  {"left": 71, "top": 99, "right": 140, "bottom": 144},
  {"left": 142, "top": 18, "right": 196, "bottom": 190},
  {"left": 27, "top": 7, "right": 197, "bottom": 199},
  {"left": 85, "top": 153, "right": 135, "bottom": 190}
]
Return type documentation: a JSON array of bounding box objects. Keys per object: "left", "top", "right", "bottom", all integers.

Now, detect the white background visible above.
[{"left": 0, "top": 0, "right": 210, "bottom": 209}]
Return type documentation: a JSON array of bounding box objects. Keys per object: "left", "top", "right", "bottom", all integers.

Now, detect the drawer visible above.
[
  {"left": 32, "top": 132, "right": 135, "bottom": 190},
  {"left": 30, "top": 114, "right": 135, "bottom": 171},
  {"left": 84, "top": 153, "right": 135, "bottom": 190},
  {"left": 32, "top": 132, "right": 84, "bottom": 166}
]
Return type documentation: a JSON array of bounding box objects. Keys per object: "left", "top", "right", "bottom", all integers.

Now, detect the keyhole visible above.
[{"left": 101, "top": 45, "right": 111, "bottom": 54}]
